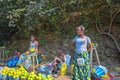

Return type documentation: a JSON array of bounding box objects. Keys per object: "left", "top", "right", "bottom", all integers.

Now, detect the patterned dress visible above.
[
  {"left": 72, "top": 36, "right": 91, "bottom": 80},
  {"left": 73, "top": 52, "right": 90, "bottom": 80}
]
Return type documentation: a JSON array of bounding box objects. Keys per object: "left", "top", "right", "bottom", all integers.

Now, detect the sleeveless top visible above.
[
  {"left": 30, "top": 41, "right": 37, "bottom": 48},
  {"left": 30, "top": 41, "right": 38, "bottom": 52}
]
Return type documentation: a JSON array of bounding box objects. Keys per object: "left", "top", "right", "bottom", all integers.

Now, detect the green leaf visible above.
[{"left": 106, "top": 0, "right": 111, "bottom": 5}]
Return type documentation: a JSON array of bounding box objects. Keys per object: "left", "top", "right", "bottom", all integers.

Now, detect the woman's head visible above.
[
  {"left": 31, "top": 35, "right": 36, "bottom": 41},
  {"left": 76, "top": 25, "right": 85, "bottom": 36},
  {"left": 57, "top": 48, "right": 63, "bottom": 55}
]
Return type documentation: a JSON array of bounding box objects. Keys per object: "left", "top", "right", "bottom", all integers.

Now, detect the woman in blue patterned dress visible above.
[{"left": 72, "top": 25, "right": 92, "bottom": 80}]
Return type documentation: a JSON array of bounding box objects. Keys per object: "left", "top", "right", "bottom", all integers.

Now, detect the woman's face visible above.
[
  {"left": 57, "top": 49, "right": 62, "bottom": 54},
  {"left": 31, "top": 36, "right": 35, "bottom": 41},
  {"left": 77, "top": 28, "right": 83, "bottom": 36}
]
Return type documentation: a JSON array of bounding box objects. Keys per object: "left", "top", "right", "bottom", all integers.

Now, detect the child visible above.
[
  {"left": 29, "top": 35, "right": 39, "bottom": 55},
  {"left": 29, "top": 35, "right": 41, "bottom": 63}
]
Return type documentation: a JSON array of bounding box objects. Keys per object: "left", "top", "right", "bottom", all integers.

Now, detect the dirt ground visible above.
[
  {"left": 53, "top": 76, "right": 71, "bottom": 80},
  {"left": 53, "top": 75, "right": 120, "bottom": 80}
]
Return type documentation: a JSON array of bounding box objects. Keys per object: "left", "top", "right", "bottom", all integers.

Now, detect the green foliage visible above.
[
  {"left": 38, "top": 30, "right": 47, "bottom": 46},
  {"left": 0, "top": 0, "right": 119, "bottom": 45}
]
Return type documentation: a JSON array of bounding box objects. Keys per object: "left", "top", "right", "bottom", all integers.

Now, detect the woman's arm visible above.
[
  {"left": 88, "top": 43, "right": 92, "bottom": 52},
  {"left": 35, "top": 41, "right": 39, "bottom": 52},
  {"left": 86, "top": 36, "right": 92, "bottom": 52}
]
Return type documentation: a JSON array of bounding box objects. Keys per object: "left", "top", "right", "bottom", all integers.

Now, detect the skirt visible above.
[{"left": 72, "top": 52, "right": 90, "bottom": 80}]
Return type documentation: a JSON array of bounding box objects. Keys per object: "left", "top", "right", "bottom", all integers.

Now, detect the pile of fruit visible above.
[{"left": 0, "top": 66, "right": 53, "bottom": 80}]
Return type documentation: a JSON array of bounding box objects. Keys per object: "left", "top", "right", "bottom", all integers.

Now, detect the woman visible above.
[
  {"left": 29, "top": 35, "right": 39, "bottom": 56},
  {"left": 17, "top": 35, "right": 39, "bottom": 69},
  {"left": 53, "top": 48, "right": 65, "bottom": 65},
  {"left": 72, "top": 25, "right": 92, "bottom": 80},
  {"left": 52, "top": 48, "right": 65, "bottom": 77}
]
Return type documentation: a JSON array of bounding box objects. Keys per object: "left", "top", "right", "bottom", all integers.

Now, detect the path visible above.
[{"left": 54, "top": 76, "right": 71, "bottom": 80}]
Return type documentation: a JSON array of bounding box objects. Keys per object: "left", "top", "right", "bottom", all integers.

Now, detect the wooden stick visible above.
[
  {"left": 90, "top": 48, "right": 93, "bottom": 72},
  {"left": 94, "top": 48, "right": 101, "bottom": 66}
]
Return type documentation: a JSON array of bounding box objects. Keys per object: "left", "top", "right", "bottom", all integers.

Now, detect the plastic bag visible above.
[
  {"left": 60, "top": 63, "right": 67, "bottom": 76},
  {"left": 65, "top": 54, "right": 71, "bottom": 66},
  {"left": 94, "top": 65, "right": 108, "bottom": 78},
  {"left": 6, "top": 57, "right": 19, "bottom": 67}
]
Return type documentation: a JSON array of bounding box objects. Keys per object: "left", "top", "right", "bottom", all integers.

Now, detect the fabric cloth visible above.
[
  {"left": 6, "top": 56, "right": 19, "bottom": 67},
  {"left": 73, "top": 36, "right": 91, "bottom": 53},
  {"left": 17, "top": 53, "right": 32, "bottom": 69},
  {"left": 72, "top": 52, "right": 90, "bottom": 80},
  {"left": 17, "top": 52, "right": 41, "bottom": 69}
]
